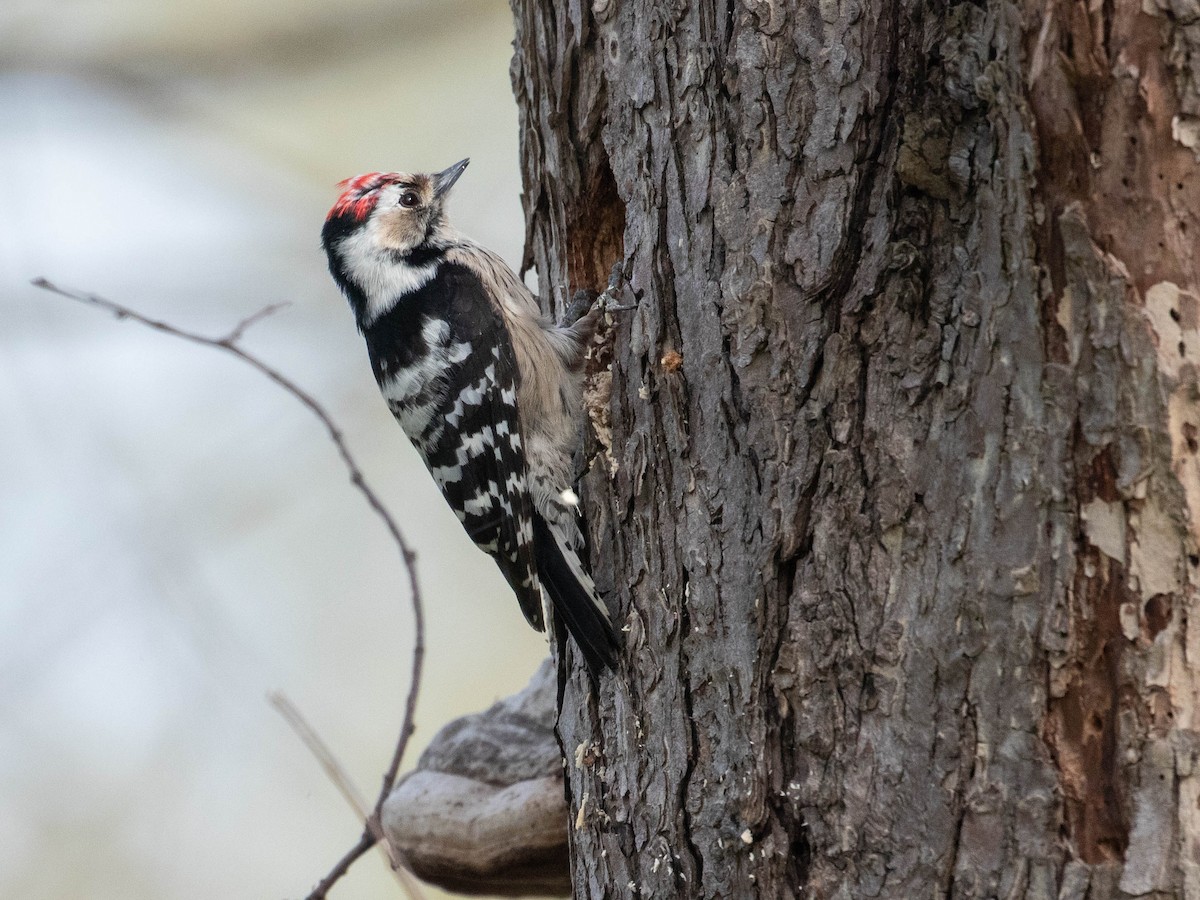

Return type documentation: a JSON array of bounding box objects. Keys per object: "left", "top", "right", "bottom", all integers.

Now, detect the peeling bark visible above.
[{"left": 507, "top": 0, "right": 1200, "bottom": 897}]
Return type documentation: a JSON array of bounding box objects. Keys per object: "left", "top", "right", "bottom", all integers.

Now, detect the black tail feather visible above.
[{"left": 532, "top": 515, "right": 618, "bottom": 675}]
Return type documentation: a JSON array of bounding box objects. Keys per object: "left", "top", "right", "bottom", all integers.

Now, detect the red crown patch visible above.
[{"left": 327, "top": 173, "right": 401, "bottom": 222}]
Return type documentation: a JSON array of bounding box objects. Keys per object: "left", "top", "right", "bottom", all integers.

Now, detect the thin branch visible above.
[
  {"left": 269, "top": 691, "right": 371, "bottom": 820},
  {"left": 308, "top": 832, "right": 378, "bottom": 898},
  {"left": 269, "top": 692, "right": 430, "bottom": 900},
  {"left": 32, "top": 278, "right": 426, "bottom": 899},
  {"left": 224, "top": 301, "right": 290, "bottom": 343}
]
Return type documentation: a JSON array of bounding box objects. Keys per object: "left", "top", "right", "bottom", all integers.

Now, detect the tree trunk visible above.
[{"left": 508, "top": 0, "right": 1200, "bottom": 896}]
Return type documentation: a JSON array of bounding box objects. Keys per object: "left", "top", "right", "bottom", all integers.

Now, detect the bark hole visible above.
[
  {"left": 1143, "top": 595, "right": 1171, "bottom": 641},
  {"left": 564, "top": 161, "right": 625, "bottom": 294}
]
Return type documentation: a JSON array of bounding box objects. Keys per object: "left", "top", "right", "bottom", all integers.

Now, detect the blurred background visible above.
[{"left": 1, "top": 1, "right": 553, "bottom": 897}]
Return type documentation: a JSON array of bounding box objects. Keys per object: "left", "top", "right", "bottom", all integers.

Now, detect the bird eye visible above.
[{"left": 399, "top": 191, "right": 421, "bottom": 208}]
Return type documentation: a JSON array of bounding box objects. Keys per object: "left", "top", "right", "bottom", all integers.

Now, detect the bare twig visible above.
[
  {"left": 269, "top": 692, "right": 429, "bottom": 900},
  {"left": 269, "top": 692, "right": 372, "bottom": 820},
  {"left": 224, "top": 301, "right": 290, "bottom": 343},
  {"left": 308, "top": 832, "right": 378, "bottom": 898},
  {"left": 32, "top": 278, "right": 426, "bottom": 899}
]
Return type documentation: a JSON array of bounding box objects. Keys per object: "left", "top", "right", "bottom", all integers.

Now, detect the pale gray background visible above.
[{"left": 2, "top": 1, "right": 551, "bottom": 897}]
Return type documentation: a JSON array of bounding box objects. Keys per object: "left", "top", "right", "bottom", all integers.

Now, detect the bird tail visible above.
[{"left": 533, "top": 515, "right": 618, "bottom": 674}]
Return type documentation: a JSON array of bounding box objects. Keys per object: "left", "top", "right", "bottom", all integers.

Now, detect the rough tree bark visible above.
[{"left": 506, "top": 0, "right": 1200, "bottom": 897}]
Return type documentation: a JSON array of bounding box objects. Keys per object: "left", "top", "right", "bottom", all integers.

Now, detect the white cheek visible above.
[{"left": 338, "top": 224, "right": 439, "bottom": 324}]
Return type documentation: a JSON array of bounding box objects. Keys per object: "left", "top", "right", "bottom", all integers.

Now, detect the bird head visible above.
[
  {"left": 321, "top": 159, "right": 469, "bottom": 323},
  {"left": 323, "top": 158, "right": 468, "bottom": 253}
]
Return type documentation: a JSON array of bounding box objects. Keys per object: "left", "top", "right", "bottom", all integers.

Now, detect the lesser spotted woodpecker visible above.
[{"left": 321, "top": 159, "right": 618, "bottom": 673}]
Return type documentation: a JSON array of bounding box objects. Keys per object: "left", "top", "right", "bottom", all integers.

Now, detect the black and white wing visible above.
[
  {"left": 410, "top": 270, "right": 543, "bottom": 629},
  {"left": 367, "top": 262, "right": 617, "bottom": 670}
]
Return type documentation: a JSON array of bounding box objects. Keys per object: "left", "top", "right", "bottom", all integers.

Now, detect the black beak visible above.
[{"left": 433, "top": 158, "right": 470, "bottom": 198}]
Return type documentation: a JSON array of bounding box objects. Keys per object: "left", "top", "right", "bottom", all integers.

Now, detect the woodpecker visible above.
[{"left": 321, "top": 159, "right": 618, "bottom": 673}]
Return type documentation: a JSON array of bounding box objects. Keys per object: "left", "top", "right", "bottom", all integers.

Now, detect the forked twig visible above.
[
  {"left": 32, "top": 278, "right": 425, "bottom": 899},
  {"left": 224, "top": 301, "right": 291, "bottom": 343}
]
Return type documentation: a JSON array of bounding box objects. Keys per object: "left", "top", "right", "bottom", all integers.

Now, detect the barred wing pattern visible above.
[{"left": 368, "top": 264, "right": 543, "bottom": 629}]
